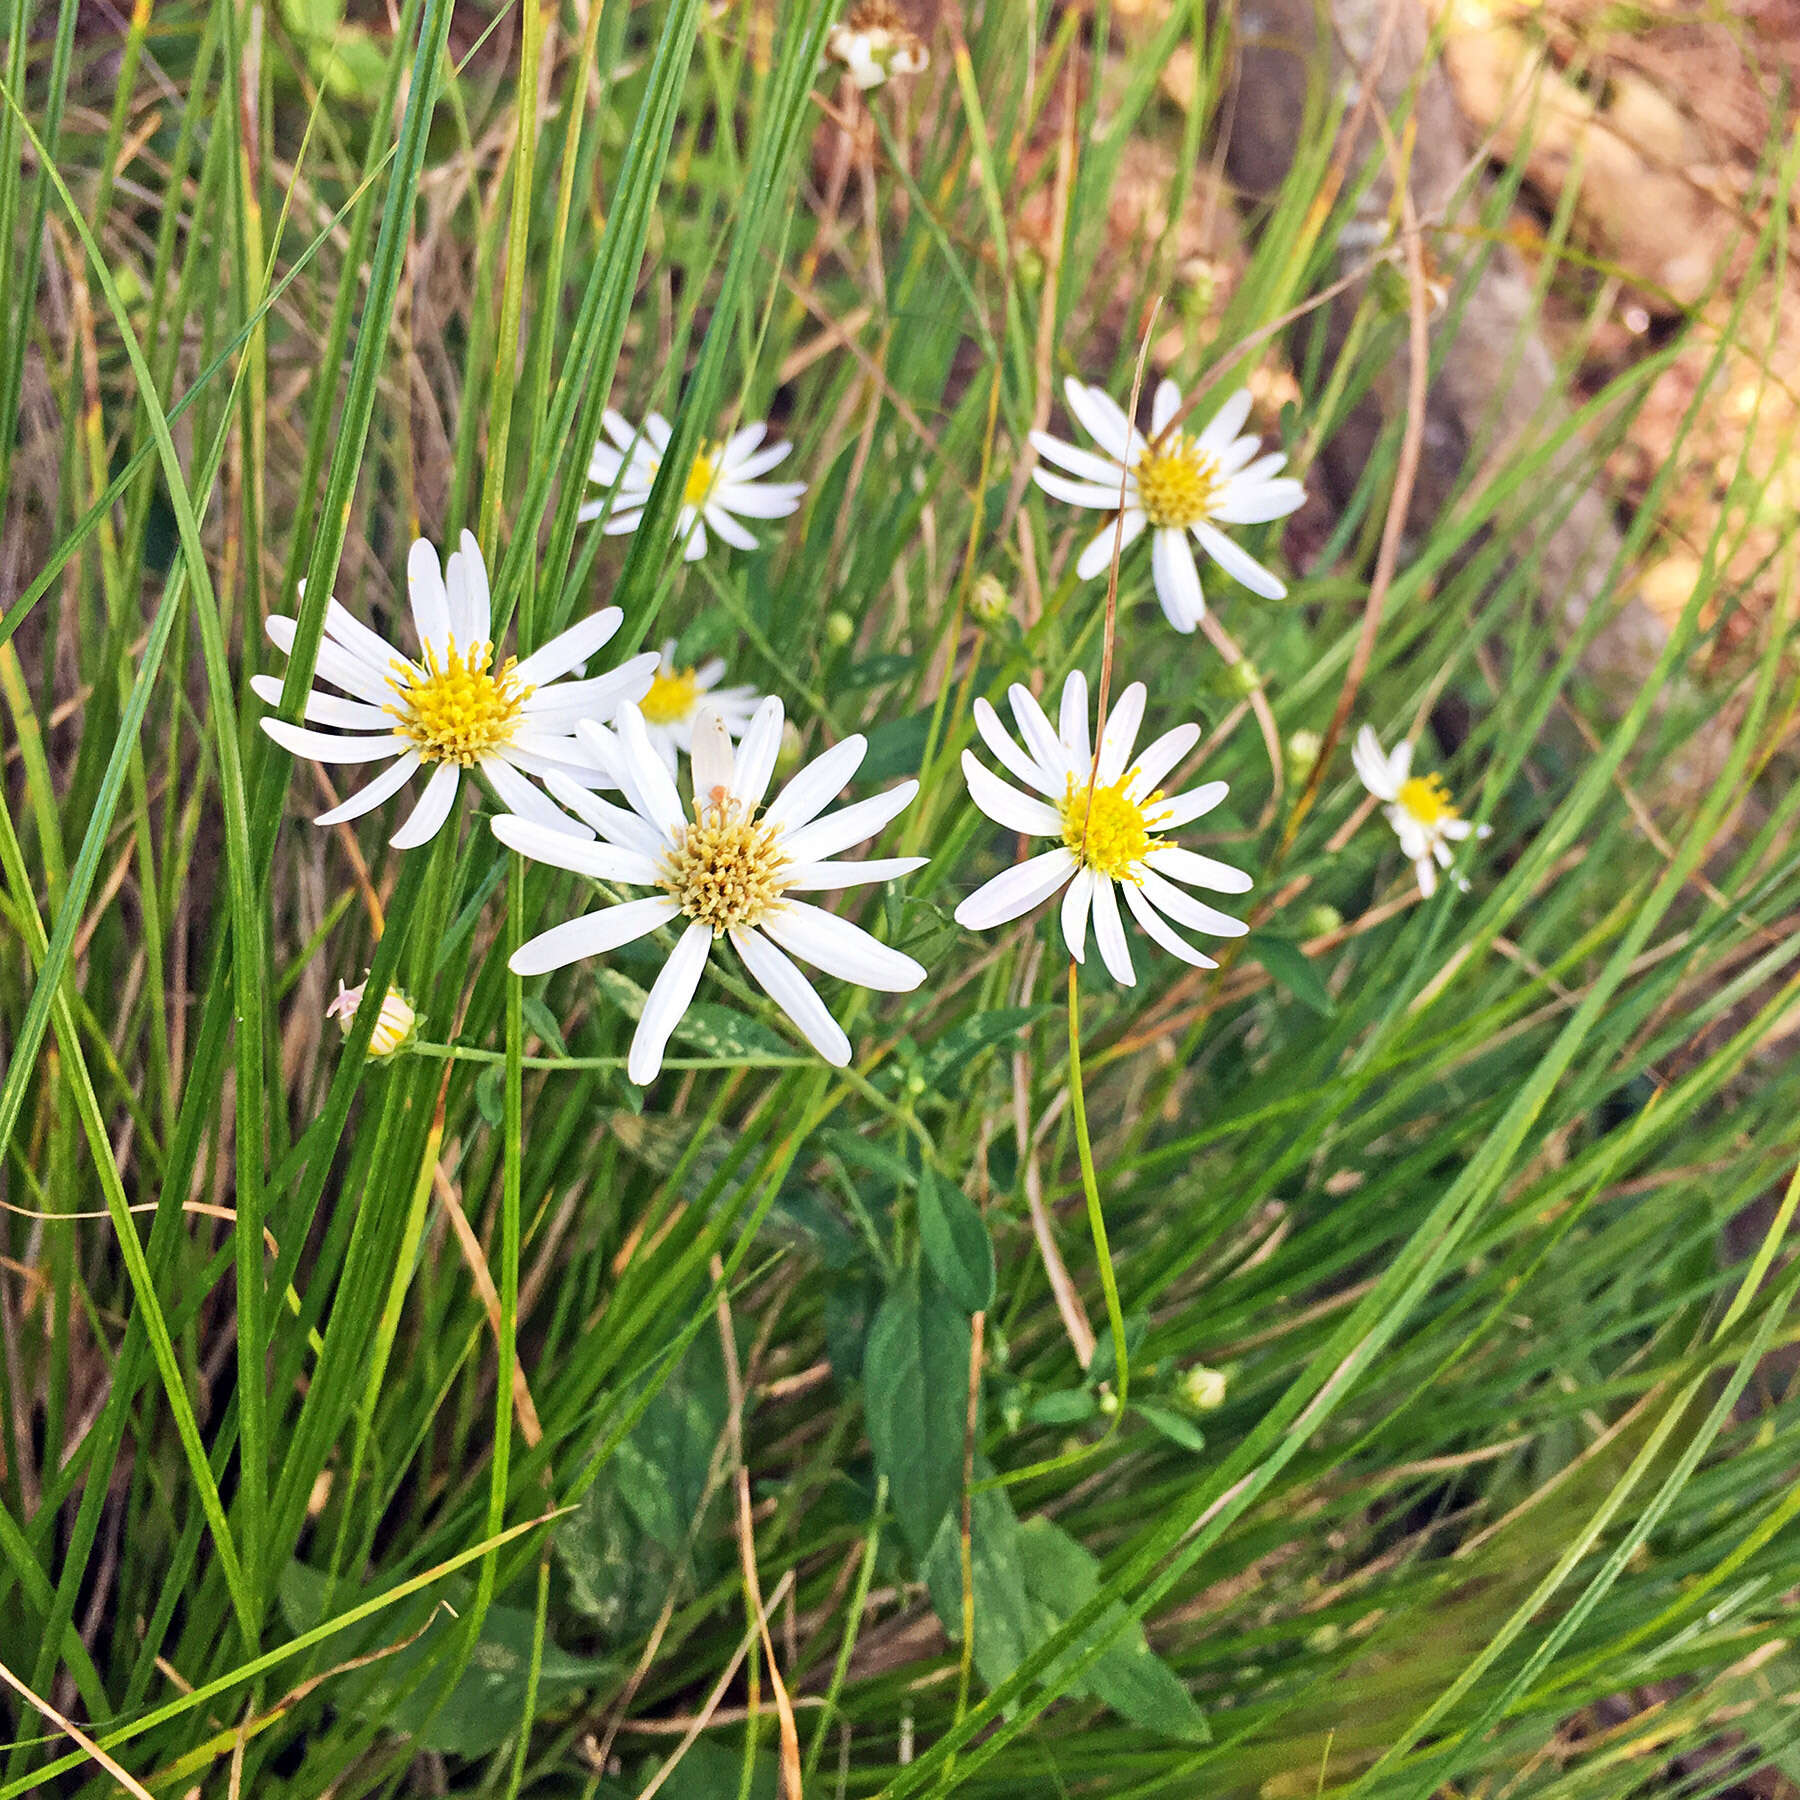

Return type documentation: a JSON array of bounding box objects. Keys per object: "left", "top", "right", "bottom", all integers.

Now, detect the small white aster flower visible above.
[
  {"left": 325, "top": 979, "right": 418, "bottom": 1058},
  {"left": 635, "top": 640, "right": 762, "bottom": 776},
  {"left": 953, "top": 671, "right": 1253, "bottom": 983},
  {"left": 578, "top": 410, "right": 806, "bottom": 564},
  {"left": 257, "top": 532, "right": 659, "bottom": 849},
  {"left": 1030, "top": 376, "right": 1306, "bottom": 633},
  {"left": 496, "top": 697, "right": 927, "bottom": 1084},
  {"left": 826, "top": 0, "right": 929, "bottom": 88},
  {"left": 1352, "top": 725, "right": 1491, "bottom": 899}
]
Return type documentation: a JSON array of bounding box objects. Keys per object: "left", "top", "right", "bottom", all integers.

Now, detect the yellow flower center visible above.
[
  {"left": 683, "top": 446, "right": 719, "bottom": 510},
  {"left": 1134, "top": 436, "right": 1220, "bottom": 530},
  {"left": 1058, "top": 775, "right": 1168, "bottom": 882},
  {"left": 386, "top": 640, "right": 531, "bottom": 767},
  {"left": 660, "top": 787, "right": 788, "bottom": 934},
  {"left": 642, "top": 664, "right": 704, "bottom": 726},
  {"left": 1397, "top": 772, "right": 1458, "bottom": 829}
]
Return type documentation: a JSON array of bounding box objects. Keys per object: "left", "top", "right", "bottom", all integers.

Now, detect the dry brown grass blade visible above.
[{"left": 0, "top": 1654, "right": 157, "bottom": 1799}]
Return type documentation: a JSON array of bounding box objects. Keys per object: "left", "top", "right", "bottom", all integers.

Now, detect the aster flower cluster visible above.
[{"left": 260, "top": 346, "right": 1490, "bottom": 1085}]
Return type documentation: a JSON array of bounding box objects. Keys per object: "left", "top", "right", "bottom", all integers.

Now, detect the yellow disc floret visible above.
[
  {"left": 1396, "top": 772, "right": 1458, "bottom": 829},
  {"left": 642, "top": 664, "right": 704, "bottom": 725},
  {"left": 1134, "top": 436, "right": 1220, "bottom": 530},
  {"left": 660, "top": 787, "right": 788, "bottom": 933},
  {"left": 387, "top": 639, "right": 531, "bottom": 766},
  {"left": 1059, "top": 775, "right": 1168, "bottom": 881},
  {"left": 683, "top": 446, "right": 719, "bottom": 510}
]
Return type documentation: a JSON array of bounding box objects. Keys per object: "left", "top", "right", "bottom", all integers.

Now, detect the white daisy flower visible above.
[
  {"left": 496, "top": 696, "right": 927, "bottom": 1084},
  {"left": 635, "top": 640, "right": 762, "bottom": 776},
  {"left": 1029, "top": 376, "right": 1306, "bottom": 633},
  {"left": 953, "top": 671, "right": 1253, "bottom": 983},
  {"left": 577, "top": 410, "right": 806, "bottom": 563},
  {"left": 257, "top": 532, "right": 660, "bottom": 849},
  {"left": 325, "top": 979, "right": 418, "bottom": 1058},
  {"left": 1352, "top": 725, "right": 1491, "bottom": 898},
  {"left": 826, "top": 0, "right": 929, "bottom": 88}
]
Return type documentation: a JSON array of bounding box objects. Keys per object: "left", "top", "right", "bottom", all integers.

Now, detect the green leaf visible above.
[
  {"left": 1015, "top": 1518, "right": 1211, "bottom": 1743},
  {"left": 864, "top": 1270, "right": 973, "bottom": 1558},
  {"left": 922, "top": 1478, "right": 1035, "bottom": 1689},
  {"left": 861, "top": 709, "right": 934, "bottom": 783},
  {"left": 640, "top": 1738, "right": 779, "bottom": 1800},
  {"left": 1028, "top": 1388, "right": 1099, "bottom": 1427},
  {"left": 1135, "top": 1403, "right": 1207, "bottom": 1452},
  {"left": 917, "top": 1166, "right": 996, "bottom": 1313},
  {"left": 672, "top": 1001, "right": 793, "bottom": 1060},
  {"left": 913, "top": 1007, "right": 1053, "bottom": 1094},
  {"left": 522, "top": 995, "right": 567, "bottom": 1057},
  {"left": 1248, "top": 933, "right": 1336, "bottom": 1015}
]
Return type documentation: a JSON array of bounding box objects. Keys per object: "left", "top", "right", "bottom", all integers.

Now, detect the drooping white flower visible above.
[
  {"left": 826, "top": 0, "right": 929, "bottom": 88},
  {"left": 497, "top": 697, "right": 926, "bottom": 1084},
  {"left": 578, "top": 410, "right": 806, "bottom": 563},
  {"left": 257, "top": 533, "right": 658, "bottom": 849},
  {"left": 953, "top": 671, "right": 1252, "bottom": 983},
  {"left": 633, "top": 641, "right": 762, "bottom": 775},
  {"left": 1030, "top": 376, "right": 1305, "bottom": 633},
  {"left": 1352, "top": 725, "right": 1490, "bottom": 898},
  {"left": 325, "top": 978, "right": 418, "bottom": 1057}
]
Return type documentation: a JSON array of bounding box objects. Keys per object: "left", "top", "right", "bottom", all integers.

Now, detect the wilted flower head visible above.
[
  {"left": 826, "top": 0, "right": 929, "bottom": 89},
  {"left": 326, "top": 979, "right": 418, "bottom": 1058}
]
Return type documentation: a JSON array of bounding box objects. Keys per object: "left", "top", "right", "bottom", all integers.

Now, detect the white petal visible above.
[
  {"left": 513, "top": 607, "right": 625, "bottom": 688},
  {"left": 1194, "top": 520, "right": 1286, "bottom": 599},
  {"left": 781, "top": 781, "right": 918, "bottom": 863},
  {"left": 1415, "top": 856, "right": 1439, "bottom": 899},
  {"left": 1058, "top": 670, "right": 1091, "bottom": 772},
  {"left": 729, "top": 695, "right": 785, "bottom": 813},
  {"left": 1090, "top": 876, "right": 1135, "bottom": 984},
  {"left": 1129, "top": 723, "right": 1200, "bottom": 796},
  {"left": 1195, "top": 388, "right": 1254, "bottom": 454},
  {"left": 492, "top": 813, "right": 657, "bottom": 880},
  {"left": 953, "top": 848, "right": 1075, "bottom": 931},
  {"left": 690, "top": 705, "right": 736, "bottom": 799},
  {"left": 628, "top": 921, "right": 714, "bottom": 1084},
  {"left": 1008, "top": 684, "right": 1075, "bottom": 786},
  {"left": 721, "top": 421, "right": 769, "bottom": 464},
  {"left": 643, "top": 411, "right": 673, "bottom": 451},
  {"left": 765, "top": 735, "right": 867, "bottom": 832},
  {"left": 544, "top": 772, "right": 670, "bottom": 858},
  {"left": 610, "top": 706, "right": 687, "bottom": 837},
  {"left": 446, "top": 530, "right": 492, "bottom": 643},
  {"left": 1146, "top": 844, "right": 1254, "bottom": 895},
  {"left": 761, "top": 902, "right": 926, "bottom": 993},
  {"left": 1151, "top": 377, "right": 1183, "bottom": 438},
  {"left": 712, "top": 481, "right": 805, "bottom": 520},
  {"left": 1063, "top": 377, "right": 1139, "bottom": 462},
  {"left": 681, "top": 516, "right": 709, "bottom": 562},
  {"left": 1122, "top": 879, "right": 1216, "bottom": 968},
  {"left": 267, "top": 617, "right": 400, "bottom": 707},
  {"left": 962, "top": 753, "right": 1061, "bottom": 836},
  {"left": 730, "top": 442, "right": 795, "bottom": 482},
  {"left": 782, "top": 856, "right": 927, "bottom": 891},
  {"left": 1391, "top": 741, "right": 1415, "bottom": 784},
  {"left": 261, "top": 722, "right": 410, "bottom": 764},
  {"left": 524, "top": 654, "right": 662, "bottom": 728},
  {"left": 1211, "top": 478, "right": 1306, "bottom": 525},
  {"left": 1353, "top": 727, "right": 1399, "bottom": 801},
  {"left": 390, "top": 762, "right": 462, "bottom": 849},
  {"left": 1138, "top": 868, "right": 1247, "bottom": 937},
  {"left": 1442, "top": 818, "right": 1474, "bottom": 840},
  {"left": 1230, "top": 450, "right": 1288, "bottom": 486},
  {"left": 323, "top": 597, "right": 408, "bottom": 675},
  {"left": 1033, "top": 467, "right": 1128, "bottom": 510},
  {"left": 600, "top": 408, "right": 641, "bottom": 453},
  {"left": 312, "top": 749, "right": 423, "bottom": 826},
  {"left": 601, "top": 509, "right": 645, "bottom": 536},
  {"left": 1153, "top": 779, "right": 1230, "bottom": 828},
  {"left": 480, "top": 755, "right": 575, "bottom": 831},
  {"left": 1029, "top": 431, "right": 1129, "bottom": 488},
  {"left": 1152, "top": 528, "right": 1205, "bottom": 632},
  {"left": 1060, "top": 865, "right": 1095, "bottom": 963},
  {"left": 972, "top": 697, "right": 1058, "bottom": 797},
  {"left": 732, "top": 927, "right": 850, "bottom": 1066},
  {"left": 1074, "top": 510, "right": 1147, "bottom": 581},
  {"left": 407, "top": 538, "right": 452, "bottom": 660},
  {"left": 1096, "top": 682, "right": 1146, "bottom": 785},
  {"left": 250, "top": 674, "right": 390, "bottom": 731},
  {"left": 704, "top": 505, "right": 761, "bottom": 552},
  {"left": 510, "top": 895, "right": 680, "bottom": 975}
]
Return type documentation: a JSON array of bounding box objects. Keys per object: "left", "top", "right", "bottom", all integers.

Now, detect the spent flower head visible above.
[
  {"left": 826, "top": 0, "right": 929, "bottom": 89},
  {"left": 257, "top": 532, "right": 656, "bottom": 848},
  {"left": 497, "top": 697, "right": 927, "bottom": 1083},
  {"left": 1030, "top": 376, "right": 1305, "bottom": 634},
  {"left": 954, "top": 670, "right": 1252, "bottom": 984},
  {"left": 579, "top": 410, "right": 806, "bottom": 563},
  {"left": 1353, "top": 725, "right": 1491, "bottom": 898}
]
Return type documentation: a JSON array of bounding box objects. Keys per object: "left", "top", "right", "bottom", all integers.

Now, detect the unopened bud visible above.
[
  {"left": 1179, "top": 1365, "right": 1228, "bottom": 1412},
  {"left": 969, "top": 573, "right": 1011, "bottom": 627},
  {"left": 776, "top": 719, "right": 805, "bottom": 777},
  {"left": 825, "top": 610, "right": 856, "bottom": 648},
  {"left": 1301, "top": 903, "right": 1342, "bottom": 939},
  {"left": 326, "top": 979, "right": 418, "bottom": 1059},
  {"left": 1285, "top": 728, "right": 1323, "bottom": 782}
]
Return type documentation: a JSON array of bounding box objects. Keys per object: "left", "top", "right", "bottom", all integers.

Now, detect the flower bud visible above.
[
  {"left": 1179, "top": 1364, "right": 1228, "bottom": 1412},
  {"left": 969, "top": 573, "right": 1011, "bottom": 627},
  {"left": 326, "top": 979, "right": 418, "bottom": 1058},
  {"left": 825, "top": 610, "right": 856, "bottom": 648},
  {"left": 776, "top": 719, "right": 805, "bottom": 777},
  {"left": 1285, "top": 728, "right": 1323, "bottom": 783},
  {"left": 1301, "top": 902, "right": 1342, "bottom": 939}
]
